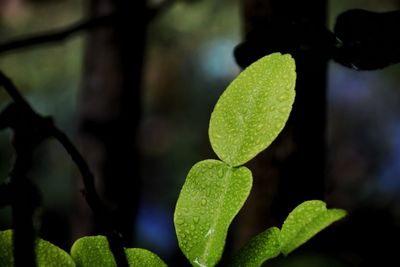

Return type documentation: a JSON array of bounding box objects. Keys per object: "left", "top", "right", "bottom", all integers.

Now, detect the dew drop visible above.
[
  {"left": 193, "top": 216, "right": 200, "bottom": 223},
  {"left": 176, "top": 218, "right": 184, "bottom": 225},
  {"left": 201, "top": 199, "right": 207, "bottom": 206}
]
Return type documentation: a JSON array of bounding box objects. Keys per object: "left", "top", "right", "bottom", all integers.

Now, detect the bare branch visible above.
[
  {"left": 0, "top": 14, "right": 116, "bottom": 55},
  {"left": 0, "top": 0, "right": 178, "bottom": 55}
]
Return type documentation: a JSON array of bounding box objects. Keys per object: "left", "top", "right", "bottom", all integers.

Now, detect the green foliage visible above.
[
  {"left": 209, "top": 52, "right": 296, "bottom": 167},
  {"left": 231, "top": 227, "right": 281, "bottom": 267},
  {"left": 70, "top": 236, "right": 115, "bottom": 267},
  {"left": 279, "top": 200, "right": 347, "bottom": 255},
  {"left": 70, "top": 236, "right": 167, "bottom": 267},
  {"left": 125, "top": 248, "right": 168, "bottom": 267},
  {"left": 230, "top": 201, "right": 347, "bottom": 267},
  {"left": 175, "top": 53, "right": 346, "bottom": 267},
  {"left": 174, "top": 159, "right": 252, "bottom": 266},
  {"left": 0, "top": 229, "right": 75, "bottom": 267}
]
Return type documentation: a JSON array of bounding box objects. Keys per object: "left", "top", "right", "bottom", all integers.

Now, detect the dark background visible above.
[{"left": 0, "top": 0, "right": 400, "bottom": 266}]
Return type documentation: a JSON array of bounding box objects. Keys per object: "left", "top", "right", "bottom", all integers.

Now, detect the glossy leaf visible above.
[
  {"left": 209, "top": 53, "right": 296, "bottom": 167},
  {"left": 0, "top": 229, "right": 75, "bottom": 267},
  {"left": 174, "top": 159, "right": 252, "bottom": 267},
  {"left": 231, "top": 227, "right": 281, "bottom": 267},
  {"left": 71, "top": 236, "right": 166, "bottom": 267},
  {"left": 280, "top": 200, "right": 347, "bottom": 255}
]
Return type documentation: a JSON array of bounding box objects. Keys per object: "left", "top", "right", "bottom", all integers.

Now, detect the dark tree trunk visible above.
[
  {"left": 72, "top": 0, "right": 147, "bottom": 245},
  {"left": 234, "top": 0, "right": 327, "bottom": 250}
]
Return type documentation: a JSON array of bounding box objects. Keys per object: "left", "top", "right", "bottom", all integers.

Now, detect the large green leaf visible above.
[
  {"left": 70, "top": 236, "right": 167, "bottom": 267},
  {"left": 174, "top": 159, "right": 252, "bottom": 267},
  {"left": 0, "top": 229, "right": 75, "bottom": 267},
  {"left": 280, "top": 200, "right": 347, "bottom": 255},
  {"left": 231, "top": 227, "right": 281, "bottom": 267},
  {"left": 209, "top": 53, "right": 296, "bottom": 167}
]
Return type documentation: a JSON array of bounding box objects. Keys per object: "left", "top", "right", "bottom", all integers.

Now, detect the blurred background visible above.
[{"left": 0, "top": 0, "right": 399, "bottom": 266}]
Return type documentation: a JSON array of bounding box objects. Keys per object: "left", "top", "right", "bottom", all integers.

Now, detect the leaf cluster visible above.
[{"left": 174, "top": 53, "right": 346, "bottom": 267}]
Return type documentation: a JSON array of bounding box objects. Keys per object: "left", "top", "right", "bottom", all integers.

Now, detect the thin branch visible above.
[
  {"left": 0, "top": 72, "right": 30, "bottom": 108},
  {"left": 0, "top": 13, "right": 116, "bottom": 55},
  {"left": 0, "top": 0, "right": 178, "bottom": 55},
  {"left": 51, "top": 126, "right": 129, "bottom": 267},
  {"left": 51, "top": 127, "right": 107, "bottom": 219}
]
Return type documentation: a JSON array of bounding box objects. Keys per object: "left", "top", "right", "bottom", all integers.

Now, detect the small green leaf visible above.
[
  {"left": 125, "top": 248, "right": 167, "bottom": 267},
  {"left": 71, "top": 236, "right": 116, "bottom": 267},
  {"left": 209, "top": 53, "right": 296, "bottom": 167},
  {"left": 0, "top": 229, "right": 75, "bottom": 267},
  {"left": 231, "top": 227, "right": 281, "bottom": 267},
  {"left": 71, "top": 236, "right": 167, "bottom": 267},
  {"left": 280, "top": 200, "right": 347, "bottom": 255},
  {"left": 174, "top": 159, "right": 252, "bottom": 267}
]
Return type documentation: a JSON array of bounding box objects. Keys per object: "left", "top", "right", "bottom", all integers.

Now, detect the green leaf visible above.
[
  {"left": 174, "top": 159, "right": 252, "bottom": 267},
  {"left": 0, "top": 229, "right": 75, "bottom": 267},
  {"left": 209, "top": 53, "right": 296, "bottom": 167},
  {"left": 71, "top": 236, "right": 167, "bottom": 267},
  {"left": 280, "top": 200, "right": 347, "bottom": 255},
  {"left": 231, "top": 227, "right": 281, "bottom": 267},
  {"left": 70, "top": 236, "right": 116, "bottom": 267},
  {"left": 125, "top": 248, "right": 167, "bottom": 267}
]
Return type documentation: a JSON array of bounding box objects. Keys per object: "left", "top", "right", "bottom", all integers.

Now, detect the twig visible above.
[
  {"left": 0, "top": 14, "right": 116, "bottom": 54},
  {"left": 0, "top": 0, "right": 178, "bottom": 55},
  {"left": 51, "top": 127, "right": 128, "bottom": 267},
  {"left": 51, "top": 128, "right": 106, "bottom": 217},
  {"left": 0, "top": 72, "right": 30, "bottom": 107}
]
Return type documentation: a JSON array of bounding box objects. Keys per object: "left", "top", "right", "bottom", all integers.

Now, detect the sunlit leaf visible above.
[
  {"left": 209, "top": 53, "right": 296, "bottom": 167},
  {"left": 70, "top": 236, "right": 167, "bottom": 267},
  {"left": 174, "top": 159, "right": 252, "bottom": 267},
  {"left": 231, "top": 227, "right": 281, "bottom": 267},
  {"left": 280, "top": 200, "right": 347, "bottom": 255},
  {"left": 0, "top": 229, "right": 75, "bottom": 267}
]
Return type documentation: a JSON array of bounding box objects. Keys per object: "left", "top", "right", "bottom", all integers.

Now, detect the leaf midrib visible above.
[
  {"left": 199, "top": 165, "right": 233, "bottom": 266},
  {"left": 229, "top": 81, "right": 260, "bottom": 166}
]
